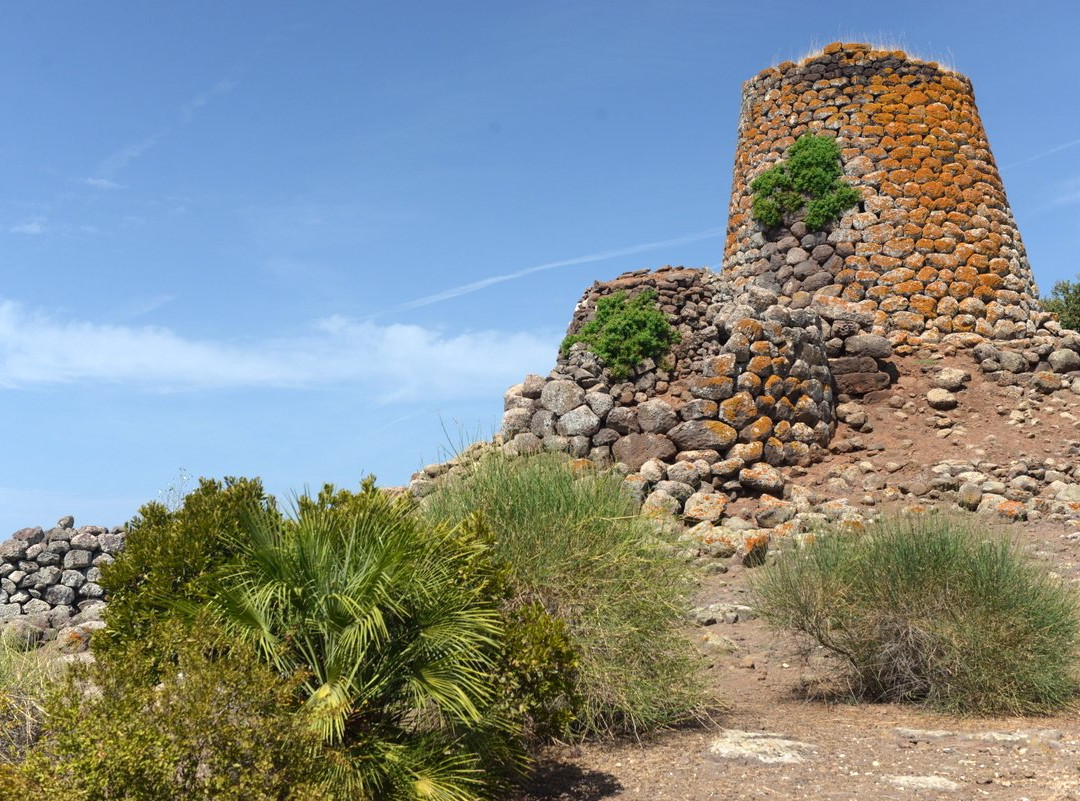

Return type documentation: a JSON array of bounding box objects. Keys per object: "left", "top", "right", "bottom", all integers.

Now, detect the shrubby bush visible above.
[
  {"left": 203, "top": 480, "right": 524, "bottom": 800},
  {"left": 17, "top": 621, "right": 330, "bottom": 800},
  {"left": 753, "top": 514, "right": 1080, "bottom": 714},
  {"left": 1044, "top": 277, "right": 1080, "bottom": 331},
  {"left": 89, "top": 476, "right": 529, "bottom": 800},
  {"left": 97, "top": 475, "right": 277, "bottom": 667},
  {"left": 560, "top": 289, "right": 681, "bottom": 379},
  {"left": 751, "top": 132, "right": 860, "bottom": 231},
  {"left": 422, "top": 451, "right": 707, "bottom": 738}
]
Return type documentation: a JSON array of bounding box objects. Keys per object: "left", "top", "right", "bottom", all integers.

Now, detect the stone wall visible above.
[
  {"left": 0, "top": 517, "right": 122, "bottom": 649},
  {"left": 723, "top": 42, "right": 1043, "bottom": 344},
  {"left": 491, "top": 268, "right": 901, "bottom": 518}
]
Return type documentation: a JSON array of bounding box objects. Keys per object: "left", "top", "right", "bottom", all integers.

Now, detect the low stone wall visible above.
[{"left": 0, "top": 516, "right": 123, "bottom": 649}]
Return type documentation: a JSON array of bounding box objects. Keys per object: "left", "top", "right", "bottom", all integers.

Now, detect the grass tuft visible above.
[
  {"left": 422, "top": 451, "right": 708, "bottom": 739},
  {"left": 752, "top": 514, "right": 1080, "bottom": 715}
]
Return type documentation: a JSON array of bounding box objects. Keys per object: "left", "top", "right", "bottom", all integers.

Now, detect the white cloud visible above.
[
  {"left": 10, "top": 216, "right": 47, "bottom": 235},
  {"left": 0, "top": 299, "right": 557, "bottom": 402}
]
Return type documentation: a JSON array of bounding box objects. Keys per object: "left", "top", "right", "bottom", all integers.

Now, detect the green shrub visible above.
[
  {"left": 200, "top": 479, "right": 523, "bottom": 801},
  {"left": 18, "top": 621, "right": 331, "bottom": 800},
  {"left": 495, "top": 602, "right": 580, "bottom": 742},
  {"left": 1043, "top": 277, "right": 1080, "bottom": 331},
  {"left": 560, "top": 289, "right": 681, "bottom": 379},
  {"left": 752, "top": 514, "right": 1080, "bottom": 714},
  {"left": 751, "top": 133, "right": 861, "bottom": 231},
  {"left": 97, "top": 476, "right": 279, "bottom": 667},
  {"left": 422, "top": 452, "right": 707, "bottom": 739}
]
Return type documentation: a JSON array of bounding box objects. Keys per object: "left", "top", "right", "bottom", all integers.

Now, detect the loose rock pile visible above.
[{"left": 0, "top": 516, "right": 122, "bottom": 651}]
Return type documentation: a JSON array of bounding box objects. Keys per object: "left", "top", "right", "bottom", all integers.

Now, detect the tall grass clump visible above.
[
  {"left": 0, "top": 638, "right": 58, "bottom": 767},
  {"left": 753, "top": 514, "right": 1080, "bottom": 715},
  {"left": 422, "top": 451, "right": 706, "bottom": 738}
]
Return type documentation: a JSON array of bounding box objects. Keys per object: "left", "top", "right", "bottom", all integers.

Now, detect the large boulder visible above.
[
  {"left": 540, "top": 380, "right": 586, "bottom": 415},
  {"left": 611, "top": 433, "right": 677, "bottom": 470},
  {"left": 668, "top": 420, "right": 737, "bottom": 452}
]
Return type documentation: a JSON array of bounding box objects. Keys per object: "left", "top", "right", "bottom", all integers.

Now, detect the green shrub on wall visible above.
[
  {"left": 560, "top": 289, "right": 681, "bottom": 378},
  {"left": 751, "top": 133, "right": 861, "bottom": 231}
]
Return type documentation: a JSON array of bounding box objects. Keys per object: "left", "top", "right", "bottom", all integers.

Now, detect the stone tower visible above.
[{"left": 723, "top": 42, "right": 1040, "bottom": 343}]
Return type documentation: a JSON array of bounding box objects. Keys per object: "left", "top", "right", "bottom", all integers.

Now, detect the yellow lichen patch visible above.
[
  {"left": 909, "top": 294, "right": 938, "bottom": 316},
  {"left": 731, "top": 318, "right": 764, "bottom": 340},
  {"left": 719, "top": 392, "right": 759, "bottom": 428},
  {"left": 740, "top": 416, "right": 774, "bottom": 442}
]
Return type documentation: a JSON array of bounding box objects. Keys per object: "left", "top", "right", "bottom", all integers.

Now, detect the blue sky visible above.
[{"left": 2, "top": 1, "right": 1079, "bottom": 533}]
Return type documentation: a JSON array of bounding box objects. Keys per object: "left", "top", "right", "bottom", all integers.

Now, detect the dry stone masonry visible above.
[
  {"left": 724, "top": 42, "right": 1044, "bottom": 345},
  {"left": 0, "top": 517, "right": 121, "bottom": 651},
  {"left": 491, "top": 266, "right": 901, "bottom": 519}
]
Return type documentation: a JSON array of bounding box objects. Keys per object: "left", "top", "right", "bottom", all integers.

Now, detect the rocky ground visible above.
[{"left": 514, "top": 348, "right": 1080, "bottom": 801}]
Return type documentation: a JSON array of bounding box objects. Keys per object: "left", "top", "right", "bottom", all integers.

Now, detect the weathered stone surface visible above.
[
  {"left": 642, "top": 489, "right": 681, "bottom": 518},
  {"left": 932, "top": 368, "right": 970, "bottom": 391},
  {"left": 926, "top": 388, "right": 958, "bottom": 410},
  {"left": 540, "top": 380, "right": 586, "bottom": 415},
  {"left": 656, "top": 480, "right": 694, "bottom": 503},
  {"left": 501, "top": 407, "right": 533, "bottom": 436},
  {"left": 605, "top": 406, "right": 639, "bottom": 434},
  {"left": 62, "top": 550, "right": 93, "bottom": 570},
  {"left": 668, "top": 420, "right": 738, "bottom": 452},
  {"left": 998, "top": 350, "right": 1028, "bottom": 373},
  {"left": 739, "top": 463, "right": 785, "bottom": 496},
  {"left": 639, "top": 458, "right": 666, "bottom": 483},
  {"left": 611, "top": 433, "right": 677, "bottom": 470},
  {"left": 844, "top": 334, "right": 891, "bottom": 359},
  {"left": 690, "top": 376, "right": 735, "bottom": 401},
  {"left": 1049, "top": 349, "right": 1080, "bottom": 373},
  {"left": 44, "top": 584, "right": 76, "bottom": 606},
  {"left": 834, "top": 372, "right": 890, "bottom": 395},
  {"left": 957, "top": 483, "right": 982, "bottom": 511},
  {"left": 719, "top": 392, "right": 759, "bottom": 429},
  {"left": 636, "top": 399, "right": 679, "bottom": 433},
  {"left": 556, "top": 405, "right": 601, "bottom": 437},
  {"left": 683, "top": 491, "right": 728, "bottom": 523},
  {"left": 755, "top": 496, "right": 796, "bottom": 528}
]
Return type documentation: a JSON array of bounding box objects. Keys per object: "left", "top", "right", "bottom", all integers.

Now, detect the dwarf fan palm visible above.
[{"left": 204, "top": 482, "right": 518, "bottom": 801}]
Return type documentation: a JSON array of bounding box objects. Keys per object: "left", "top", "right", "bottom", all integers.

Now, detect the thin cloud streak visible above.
[
  {"left": 96, "top": 135, "right": 162, "bottom": 178},
  {"left": 88, "top": 76, "right": 239, "bottom": 183},
  {"left": 180, "top": 78, "right": 238, "bottom": 122},
  {"left": 0, "top": 298, "right": 556, "bottom": 402},
  {"left": 10, "top": 216, "right": 47, "bottom": 235},
  {"left": 1003, "top": 137, "right": 1080, "bottom": 170},
  {"left": 82, "top": 177, "right": 123, "bottom": 190},
  {"left": 389, "top": 226, "right": 726, "bottom": 313}
]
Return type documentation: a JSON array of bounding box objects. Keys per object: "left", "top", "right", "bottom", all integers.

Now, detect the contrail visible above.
[
  {"left": 389, "top": 225, "right": 727, "bottom": 313},
  {"left": 1002, "top": 137, "right": 1080, "bottom": 170}
]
